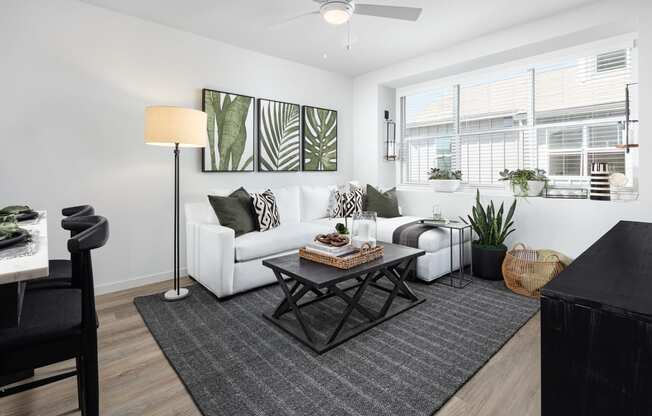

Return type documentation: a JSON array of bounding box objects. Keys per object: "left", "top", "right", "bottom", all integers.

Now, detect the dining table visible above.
[{"left": 0, "top": 211, "right": 50, "bottom": 386}]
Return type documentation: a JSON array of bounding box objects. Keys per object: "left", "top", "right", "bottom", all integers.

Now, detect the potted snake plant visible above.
[
  {"left": 428, "top": 168, "right": 463, "bottom": 192},
  {"left": 463, "top": 190, "right": 516, "bottom": 280}
]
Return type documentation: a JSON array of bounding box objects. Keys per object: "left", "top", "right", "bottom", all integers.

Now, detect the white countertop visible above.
[{"left": 0, "top": 211, "right": 49, "bottom": 285}]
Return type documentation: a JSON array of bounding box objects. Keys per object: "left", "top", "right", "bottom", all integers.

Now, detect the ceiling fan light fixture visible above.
[{"left": 320, "top": 1, "right": 354, "bottom": 25}]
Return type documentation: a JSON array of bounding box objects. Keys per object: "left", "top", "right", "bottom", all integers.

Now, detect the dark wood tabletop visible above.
[
  {"left": 263, "top": 243, "right": 425, "bottom": 288},
  {"left": 542, "top": 220, "right": 652, "bottom": 320}
]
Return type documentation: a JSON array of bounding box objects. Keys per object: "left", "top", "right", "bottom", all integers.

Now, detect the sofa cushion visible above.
[
  {"left": 365, "top": 185, "right": 400, "bottom": 218},
  {"left": 207, "top": 188, "right": 258, "bottom": 236},
  {"left": 251, "top": 190, "right": 281, "bottom": 231},
  {"left": 234, "top": 222, "right": 332, "bottom": 262},
  {"left": 300, "top": 185, "right": 335, "bottom": 221},
  {"left": 332, "top": 188, "right": 364, "bottom": 217}
]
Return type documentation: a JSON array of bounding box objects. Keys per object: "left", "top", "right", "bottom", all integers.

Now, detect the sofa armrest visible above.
[{"left": 186, "top": 221, "right": 236, "bottom": 298}]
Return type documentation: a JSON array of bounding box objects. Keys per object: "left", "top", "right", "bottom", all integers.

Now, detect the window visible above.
[
  {"left": 596, "top": 50, "right": 628, "bottom": 72},
  {"left": 401, "top": 88, "right": 457, "bottom": 183},
  {"left": 400, "top": 40, "right": 637, "bottom": 188}
]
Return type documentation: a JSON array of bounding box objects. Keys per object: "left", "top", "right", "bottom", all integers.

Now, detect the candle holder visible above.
[
  {"left": 384, "top": 110, "right": 397, "bottom": 161},
  {"left": 351, "top": 211, "right": 377, "bottom": 249}
]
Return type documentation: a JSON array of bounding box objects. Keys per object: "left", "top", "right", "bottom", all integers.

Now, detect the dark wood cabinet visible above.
[{"left": 541, "top": 221, "right": 652, "bottom": 416}]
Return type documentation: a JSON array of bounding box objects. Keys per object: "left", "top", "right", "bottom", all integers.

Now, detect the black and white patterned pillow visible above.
[
  {"left": 332, "top": 188, "right": 364, "bottom": 217},
  {"left": 251, "top": 190, "right": 280, "bottom": 231}
]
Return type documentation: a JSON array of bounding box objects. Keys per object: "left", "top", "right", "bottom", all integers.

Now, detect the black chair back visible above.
[
  {"left": 62, "top": 205, "right": 95, "bottom": 218},
  {"left": 64, "top": 216, "right": 108, "bottom": 330},
  {"left": 61, "top": 205, "right": 95, "bottom": 237}
]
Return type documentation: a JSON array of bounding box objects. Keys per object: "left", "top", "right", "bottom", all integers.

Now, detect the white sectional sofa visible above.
[{"left": 185, "top": 185, "right": 471, "bottom": 298}]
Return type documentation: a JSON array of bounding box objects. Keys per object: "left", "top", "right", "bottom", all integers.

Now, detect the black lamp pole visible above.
[{"left": 164, "top": 142, "right": 187, "bottom": 301}]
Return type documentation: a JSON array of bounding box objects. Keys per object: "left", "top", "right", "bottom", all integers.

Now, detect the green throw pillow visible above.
[
  {"left": 207, "top": 187, "right": 258, "bottom": 237},
  {"left": 365, "top": 185, "right": 401, "bottom": 218}
]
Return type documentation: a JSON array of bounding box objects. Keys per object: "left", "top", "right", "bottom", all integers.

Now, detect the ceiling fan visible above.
[{"left": 276, "top": 0, "right": 423, "bottom": 27}]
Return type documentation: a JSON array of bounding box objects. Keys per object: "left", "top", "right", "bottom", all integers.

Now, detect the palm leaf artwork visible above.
[
  {"left": 257, "top": 99, "right": 300, "bottom": 171},
  {"left": 302, "top": 106, "right": 337, "bottom": 171},
  {"left": 202, "top": 89, "right": 254, "bottom": 172}
]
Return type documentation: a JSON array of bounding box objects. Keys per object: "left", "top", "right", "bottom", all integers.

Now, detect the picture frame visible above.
[
  {"left": 202, "top": 88, "right": 255, "bottom": 172},
  {"left": 302, "top": 105, "right": 338, "bottom": 172},
  {"left": 257, "top": 98, "right": 301, "bottom": 172}
]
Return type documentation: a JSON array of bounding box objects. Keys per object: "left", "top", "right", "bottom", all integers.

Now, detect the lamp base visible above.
[{"left": 163, "top": 287, "right": 189, "bottom": 301}]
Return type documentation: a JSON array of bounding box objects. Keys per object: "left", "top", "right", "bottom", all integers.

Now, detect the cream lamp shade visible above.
[{"left": 144, "top": 106, "right": 208, "bottom": 147}]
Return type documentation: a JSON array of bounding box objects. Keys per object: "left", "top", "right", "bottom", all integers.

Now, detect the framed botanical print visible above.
[
  {"left": 202, "top": 89, "right": 254, "bottom": 172},
  {"left": 257, "top": 98, "right": 300, "bottom": 172},
  {"left": 302, "top": 106, "right": 337, "bottom": 171}
]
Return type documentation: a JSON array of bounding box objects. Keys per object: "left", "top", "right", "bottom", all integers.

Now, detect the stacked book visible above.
[
  {"left": 590, "top": 162, "right": 611, "bottom": 201},
  {"left": 304, "top": 240, "right": 357, "bottom": 258}
]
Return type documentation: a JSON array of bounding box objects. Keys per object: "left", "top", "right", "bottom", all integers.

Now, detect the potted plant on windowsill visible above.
[
  {"left": 463, "top": 190, "right": 516, "bottom": 280},
  {"left": 499, "top": 169, "right": 548, "bottom": 197},
  {"left": 428, "top": 168, "right": 463, "bottom": 192}
]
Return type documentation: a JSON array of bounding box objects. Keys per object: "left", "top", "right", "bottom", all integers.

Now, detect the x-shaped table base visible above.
[{"left": 263, "top": 257, "right": 424, "bottom": 354}]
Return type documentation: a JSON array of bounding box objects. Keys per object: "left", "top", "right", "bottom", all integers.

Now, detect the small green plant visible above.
[
  {"left": 428, "top": 168, "right": 462, "bottom": 180},
  {"left": 0, "top": 214, "right": 16, "bottom": 224},
  {"left": 498, "top": 169, "right": 547, "bottom": 192},
  {"left": 335, "top": 222, "right": 349, "bottom": 235},
  {"left": 0, "top": 205, "right": 31, "bottom": 215},
  {"left": 462, "top": 190, "right": 516, "bottom": 248},
  {"left": 0, "top": 219, "right": 22, "bottom": 241}
]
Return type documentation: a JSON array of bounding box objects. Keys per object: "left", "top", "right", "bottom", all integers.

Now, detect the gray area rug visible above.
[{"left": 134, "top": 278, "right": 539, "bottom": 416}]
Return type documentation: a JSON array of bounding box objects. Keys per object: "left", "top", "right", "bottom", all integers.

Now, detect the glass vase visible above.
[{"left": 351, "top": 211, "right": 377, "bottom": 249}]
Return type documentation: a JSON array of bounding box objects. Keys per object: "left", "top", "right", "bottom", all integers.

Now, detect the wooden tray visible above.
[{"left": 299, "top": 245, "right": 384, "bottom": 269}]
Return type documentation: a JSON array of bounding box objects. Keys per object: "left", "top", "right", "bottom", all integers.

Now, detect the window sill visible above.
[
  {"left": 396, "top": 184, "right": 640, "bottom": 203},
  {"left": 397, "top": 184, "right": 512, "bottom": 198}
]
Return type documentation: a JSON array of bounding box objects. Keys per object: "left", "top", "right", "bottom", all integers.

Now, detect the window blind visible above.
[{"left": 400, "top": 41, "right": 637, "bottom": 187}]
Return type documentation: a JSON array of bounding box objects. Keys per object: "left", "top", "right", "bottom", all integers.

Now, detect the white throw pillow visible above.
[
  {"left": 251, "top": 190, "right": 280, "bottom": 231},
  {"left": 301, "top": 186, "right": 335, "bottom": 221}
]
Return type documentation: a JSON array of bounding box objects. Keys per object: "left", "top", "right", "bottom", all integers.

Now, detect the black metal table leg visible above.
[
  {"left": 328, "top": 275, "right": 374, "bottom": 343},
  {"left": 378, "top": 260, "right": 417, "bottom": 317},
  {"left": 435, "top": 228, "right": 472, "bottom": 289},
  {"left": 329, "top": 285, "right": 376, "bottom": 322},
  {"left": 272, "top": 271, "right": 315, "bottom": 343},
  {"left": 383, "top": 259, "right": 418, "bottom": 301},
  {"left": 273, "top": 282, "right": 311, "bottom": 318}
]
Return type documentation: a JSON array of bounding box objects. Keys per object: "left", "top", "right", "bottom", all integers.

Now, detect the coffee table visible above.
[{"left": 262, "top": 243, "right": 425, "bottom": 354}]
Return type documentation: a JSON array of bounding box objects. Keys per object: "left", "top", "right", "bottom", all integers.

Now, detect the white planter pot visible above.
[
  {"left": 429, "top": 179, "right": 462, "bottom": 193},
  {"left": 512, "top": 180, "right": 545, "bottom": 197}
]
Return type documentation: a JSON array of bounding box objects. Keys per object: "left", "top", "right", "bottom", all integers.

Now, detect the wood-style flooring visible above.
[{"left": 0, "top": 278, "right": 541, "bottom": 416}]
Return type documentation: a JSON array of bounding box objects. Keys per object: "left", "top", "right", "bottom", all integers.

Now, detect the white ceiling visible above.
[{"left": 78, "top": 0, "right": 599, "bottom": 76}]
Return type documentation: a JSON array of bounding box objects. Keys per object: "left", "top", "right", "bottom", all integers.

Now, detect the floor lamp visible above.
[{"left": 145, "top": 106, "right": 207, "bottom": 301}]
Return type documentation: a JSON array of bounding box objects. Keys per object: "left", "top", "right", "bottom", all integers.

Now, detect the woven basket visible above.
[
  {"left": 502, "top": 243, "right": 570, "bottom": 298},
  {"left": 299, "top": 244, "right": 384, "bottom": 269}
]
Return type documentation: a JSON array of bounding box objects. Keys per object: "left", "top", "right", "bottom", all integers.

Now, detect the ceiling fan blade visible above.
[
  {"left": 268, "top": 11, "right": 319, "bottom": 29},
  {"left": 354, "top": 4, "right": 422, "bottom": 21}
]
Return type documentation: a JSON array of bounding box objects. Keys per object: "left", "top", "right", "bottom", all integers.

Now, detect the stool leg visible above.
[
  {"left": 83, "top": 351, "right": 99, "bottom": 416},
  {"left": 76, "top": 357, "right": 86, "bottom": 415}
]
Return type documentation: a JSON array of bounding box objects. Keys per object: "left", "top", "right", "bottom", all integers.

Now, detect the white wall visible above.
[
  {"left": 353, "top": 0, "right": 652, "bottom": 257},
  {"left": 0, "top": 0, "right": 354, "bottom": 293}
]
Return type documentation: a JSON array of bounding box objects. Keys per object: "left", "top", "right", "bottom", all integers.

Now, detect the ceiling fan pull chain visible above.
[{"left": 346, "top": 20, "right": 352, "bottom": 51}]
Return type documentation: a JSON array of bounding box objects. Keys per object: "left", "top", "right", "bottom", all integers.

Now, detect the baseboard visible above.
[{"left": 95, "top": 268, "right": 187, "bottom": 295}]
